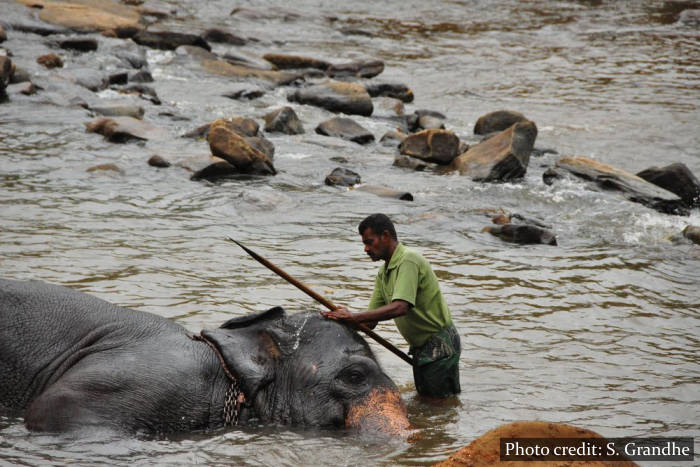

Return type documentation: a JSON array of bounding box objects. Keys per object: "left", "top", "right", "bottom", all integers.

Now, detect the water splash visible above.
[{"left": 292, "top": 315, "right": 310, "bottom": 351}]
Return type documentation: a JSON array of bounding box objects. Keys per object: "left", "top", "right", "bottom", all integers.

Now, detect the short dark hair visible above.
[{"left": 358, "top": 213, "right": 397, "bottom": 240}]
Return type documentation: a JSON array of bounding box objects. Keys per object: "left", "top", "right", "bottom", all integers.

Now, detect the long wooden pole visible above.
[{"left": 228, "top": 237, "right": 413, "bottom": 365}]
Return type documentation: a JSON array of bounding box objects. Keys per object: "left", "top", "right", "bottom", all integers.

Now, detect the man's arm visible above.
[{"left": 320, "top": 300, "right": 410, "bottom": 325}]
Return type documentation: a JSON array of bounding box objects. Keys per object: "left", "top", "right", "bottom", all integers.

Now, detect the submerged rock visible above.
[
  {"left": 325, "top": 167, "right": 361, "bottom": 187},
  {"left": 354, "top": 184, "right": 413, "bottom": 201},
  {"left": 148, "top": 154, "right": 171, "bottom": 168},
  {"left": 328, "top": 60, "right": 384, "bottom": 79},
  {"left": 133, "top": 30, "right": 210, "bottom": 51},
  {"left": 207, "top": 119, "right": 275, "bottom": 175},
  {"left": 288, "top": 81, "right": 373, "bottom": 116},
  {"left": 264, "top": 106, "right": 304, "bottom": 135},
  {"left": 202, "top": 28, "right": 246, "bottom": 46},
  {"left": 450, "top": 120, "right": 537, "bottom": 181},
  {"left": 89, "top": 103, "right": 144, "bottom": 119},
  {"left": 191, "top": 160, "right": 239, "bottom": 181},
  {"left": 474, "top": 110, "right": 528, "bottom": 135},
  {"left": 223, "top": 84, "right": 265, "bottom": 100},
  {"left": 263, "top": 53, "right": 330, "bottom": 71},
  {"left": 380, "top": 130, "right": 407, "bottom": 147},
  {"left": 636, "top": 162, "right": 700, "bottom": 208},
  {"left": 58, "top": 37, "right": 98, "bottom": 52},
  {"left": 399, "top": 129, "right": 460, "bottom": 165},
  {"left": 37, "top": 53, "right": 63, "bottom": 69},
  {"left": 683, "top": 225, "right": 700, "bottom": 245},
  {"left": 85, "top": 116, "right": 167, "bottom": 142},
  {"left": 393, "top": 155, "right": 427, "bottom": 171},
  {"left": 483, "top": 224, "right": 557, "bottom": 246},
  {"left": 316, "top": 117, "right": 374, "bottom": 144},
  {"left": 364, "top": 82, "right": 414, "bottom": 103},
  {"left": 556, "top": 156, "right": 688, "bottom": 215}
]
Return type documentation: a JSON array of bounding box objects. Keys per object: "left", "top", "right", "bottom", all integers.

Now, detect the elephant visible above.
[{"left": 0, "top": 278, "right": 409, "bottom": 436}]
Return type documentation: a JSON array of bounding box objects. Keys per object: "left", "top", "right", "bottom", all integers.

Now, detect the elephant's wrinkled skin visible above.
[{"left": 0, "top": 278, "right": 408, "bottom": 436}]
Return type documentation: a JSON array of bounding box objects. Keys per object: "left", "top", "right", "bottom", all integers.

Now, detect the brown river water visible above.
[{"left": 1, "top": 0, "right": 699, "bottom": 465}]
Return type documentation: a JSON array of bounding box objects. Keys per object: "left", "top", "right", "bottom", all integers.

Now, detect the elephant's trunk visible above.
[{"left": 345, "top": 388, "right": 411, "bottom": 437}]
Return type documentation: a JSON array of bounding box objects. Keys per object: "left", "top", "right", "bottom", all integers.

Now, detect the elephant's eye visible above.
[{"left": 340, "top": 368, "right": 367, "bottom": 386}]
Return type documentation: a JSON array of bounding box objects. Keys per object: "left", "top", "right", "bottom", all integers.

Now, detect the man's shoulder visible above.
[{"left": 400, "top": 245, "right": 428, "bottom": 266}]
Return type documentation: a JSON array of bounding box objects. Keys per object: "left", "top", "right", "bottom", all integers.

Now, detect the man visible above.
[{"left": 321, "top": 213, "right": 460, "bottom": 398}]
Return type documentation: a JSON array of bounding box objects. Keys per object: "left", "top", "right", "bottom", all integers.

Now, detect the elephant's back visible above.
[{"left": 0, "top": 278, "right": 185, "bottom": 409}]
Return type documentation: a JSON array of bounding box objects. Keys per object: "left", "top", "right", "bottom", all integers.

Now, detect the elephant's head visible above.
[{"left": 201, "top": 307, "right": 410, "bottom": 436}]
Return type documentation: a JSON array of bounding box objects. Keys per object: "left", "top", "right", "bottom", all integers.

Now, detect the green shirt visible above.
[{"left": 368, "top": 243, "right": 452, "bottom": 348}]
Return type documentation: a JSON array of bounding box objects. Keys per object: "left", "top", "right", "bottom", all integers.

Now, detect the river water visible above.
[{"left": 1, "top": 0, "right": 699, "bottom": 465}]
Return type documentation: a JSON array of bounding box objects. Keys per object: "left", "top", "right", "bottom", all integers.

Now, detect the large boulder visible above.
[
  {"left": 450, "top": 120, "right": 537, "bottom": 181},
  {"left": 288, "top": 81, "right": 373, "bottom": 117},
  {"left": 435, "top": 421, "right": 638, "bottom": 466},
  {"left": 206, "top": 119, "right": 275, "bottom": 175},
  {"left": 85, "top": 116, "right": 167, "bottom": 142},
  {"left": 17, "top": 0, "right": 143, "bottom": 35},
  {"left": 636, "top": 162, "right": 700, "bottom": 208},
  {"left": 264, "top": 106, "right": 304, "bottom": 135},
  {"left": 399, "top": 129, "right": 460, "bottom": 165},
  {"left": 474, "top": 110, "right": 528, "bottom": 135},
  {"left": 483, "top": 224, "right": 557, "bottom": 246},
  {"left": 315, "top": 117, "right": 374, "bottom": 144},
  {"left": 555, "top": 157, "right": 688, "bottom": 215},
  {"left": 0, "top": 56, "right": 12, "bottom": 99}
]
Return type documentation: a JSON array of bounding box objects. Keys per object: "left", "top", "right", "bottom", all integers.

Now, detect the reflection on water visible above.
[{"left": 1, "top": 0, "right": 699, "bottom": 464}]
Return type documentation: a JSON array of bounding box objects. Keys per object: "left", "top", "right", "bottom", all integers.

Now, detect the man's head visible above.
[{"left": 358, "top": 214, "right": 398, "bottom": 262}]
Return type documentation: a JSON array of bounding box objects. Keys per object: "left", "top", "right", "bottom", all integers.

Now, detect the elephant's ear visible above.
[{"left": 201, "top": 307, "right": 285, "bottom": 396}]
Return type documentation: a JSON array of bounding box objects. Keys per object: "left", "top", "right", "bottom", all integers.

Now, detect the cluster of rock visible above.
[{"left": 2, "top": 0, "right": 699, "bottom": 246}]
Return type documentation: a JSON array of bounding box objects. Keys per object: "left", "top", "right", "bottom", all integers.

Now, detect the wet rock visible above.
[
  {"left": 113, "top": 45, "right": 147, "bottom": 69},
  {"left": 542, "top": 167, "right": 566, "bottom": 185},
  {"left": 263, "top": 53, "right": 331, "bottom": 71},
  {"left": 118, "top": 84, "right": 160, "bottom": 104},
  {"left": 678, "top": 9, "right": 700, "bottom": 25},
  {"left": 7, "top": 82, "right": 37, "bottom": 96},
  {"left": 288, "top": 81, "right": 373, "bottom": 116},
  {"left": 223, "top": 84, "right": 265, "bottom": 100},
  {"left": 491, "top": 212, "right": 551, "bottom": 229},
  {"left": 316, "top": 117, "right": 374, "bottom": 144},
  {"left": 224, "top": 117, "right": 260, "bottom": 137},
  {"left": 202, "top": 28, "right": 246, "bottom": 46},
  {"left": 10, "top": 67, "right": 30, "bottom": 84},
  {"left": 325, "top": 167, "right": 361, "bottom": 187},
  {"left": 148, "top": 154, "right": 170, "bottom": 168},
  {"left": 416, "top": 114, "right": 445, "bottom": 130},
  {"left": 450, "top": 120, "right": 537, "bottom": 181},
  {"left": 474, "top": 110, "right": 528, "bottom": 135},
  {"left": 556, "top": 156, "right": 688, "bottom": 215},
  {"left": 59, "top": 68, "right": 109, "bottom": 91},
  {"left": 182, "top": 123, "right": 211, "bottom": 139},
  {"left": 133, "top": 30, "right": 210, "bottom": 51},
  {"left": 195, "top": 52, "right": 300, "bottom": 85},
  {"left": 483, "top": 224, "right": 557, "bottom": 246},
  {"left": 108, "top": 72, "right": 129, "bottom": 85},
  {"left": 87, "top": 163, "right": 123, "bottom": 174},
  {"left": 364, "top": 82, "right": 414, "bottom": 103},
  {"left": 129, "top": 70, "right": 153, "bottom": 83},
  {"left": 222, "top": 51, "right": 276, "bottom": 71},
  {"left": 0, "top": 26, "right": 6, "bottom": 43},
  {"left": 264, "top": 106, "right": 304, "bottom": 135},
  {"left": 636, "top": 162, "right": 700, "bottom": 208},
  {"left": 206, "top": 119, "right": 275, "bottom": 175},
  {"left": 246, "top": 136, "right": 275, "bottom": 160},
  {"left": 399, "top": 129, "right": 460, "bottom": 165},
  {"left": 354, "top": 184, "right": 413, "bottom": 201},
  {"left": 380, "top": 129, "right": 407, "bottom": 147},
  {"left": 18, "top": 0, "right": 143, "bottom": 34},
  {"left": 328, "top": 60, "right": 384, "bottom": 79},
  {"left": 393, "top": 155, "right": 427, "bottom": 172},
  {"left": 37, "top": 53, "right": 63, "bottom": 69},
  {"left": 58, "top": 37, "right": 98, "bottom": 52},
  {"left": 191, "top": 160, "right": 239, "bottom": 181},
  {"left": 90, "top": 103, "right": 144, "bottom": 119},
  {"left": 683, "top": 225, "right": 700, "bottom": 245},
  {"left": 0, "top": 56, "right": 12, "bottom": 97},
  {"left": 372, "top": 97, "right": 404, "bottom": 118},
  {"left": 405, "top": 109, "right": 446, "bottom": 132},
  {"left": 86, "top": 116, "right": 168, "bottom": 142}
]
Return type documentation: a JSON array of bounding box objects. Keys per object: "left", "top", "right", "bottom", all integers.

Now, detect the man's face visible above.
[{"left": 361, "top": 227, "right": 390, "bottom": 262}]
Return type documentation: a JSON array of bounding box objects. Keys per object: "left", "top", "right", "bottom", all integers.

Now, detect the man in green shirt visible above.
[{"left": 321, "top": 213, "right": 461, "bottom": 398}]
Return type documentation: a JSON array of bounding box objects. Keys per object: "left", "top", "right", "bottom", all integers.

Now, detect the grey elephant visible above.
[{"left": 0, "top": 278, "right": 409, "bottom": 436}]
